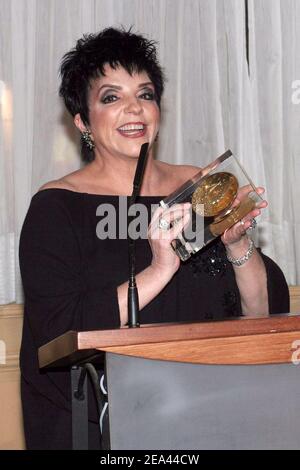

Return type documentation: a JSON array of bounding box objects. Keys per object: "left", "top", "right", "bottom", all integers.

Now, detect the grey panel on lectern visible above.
[{"left": 105, "top": 353, "right": 300, "bottom": 450}]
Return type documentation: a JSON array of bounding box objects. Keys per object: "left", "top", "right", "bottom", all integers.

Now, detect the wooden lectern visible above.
[{"left": 39, "top": 314, "right": 300, "bottom": 450}]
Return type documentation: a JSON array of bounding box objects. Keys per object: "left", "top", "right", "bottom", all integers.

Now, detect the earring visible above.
[{"left": 81, "top": 130, "right": 95, "bottom": 150}]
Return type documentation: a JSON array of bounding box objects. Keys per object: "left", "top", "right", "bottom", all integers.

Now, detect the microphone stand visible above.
[{"left": 127, "top": 142, "right": 149, "bottom": 328}]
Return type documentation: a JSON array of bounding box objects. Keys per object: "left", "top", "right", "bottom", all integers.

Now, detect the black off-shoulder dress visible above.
[{"left": 19, "top": 189, "right": 289, "bottom": 449}]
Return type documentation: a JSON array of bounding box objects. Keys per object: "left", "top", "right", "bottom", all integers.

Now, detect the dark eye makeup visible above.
[
  {"left": 100, "top": 87, "right": 156, "bottom": 104},
  {"left": 139, "top": 90, "right": 155, "bottom": 100},
  {"left": 101, "top": 94, "right": 119, "bottom": 104}
]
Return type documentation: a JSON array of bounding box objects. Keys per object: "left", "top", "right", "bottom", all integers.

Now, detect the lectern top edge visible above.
[{"left": 38, "top": 314, "right": 300, "bottom": 369}]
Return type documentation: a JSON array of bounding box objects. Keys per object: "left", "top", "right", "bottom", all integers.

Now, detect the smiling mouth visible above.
[{"left": 117, "top": 123, "right": 147, "bottom": 138}]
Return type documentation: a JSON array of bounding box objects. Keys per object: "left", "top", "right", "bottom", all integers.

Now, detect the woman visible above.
[{"left": 19, "top": 27, "right": 289, "bottom": 449}]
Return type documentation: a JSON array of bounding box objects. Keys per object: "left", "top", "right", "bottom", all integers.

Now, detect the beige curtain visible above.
[{"left": 0, "top": 0, "right": 299, "bottom": 304}]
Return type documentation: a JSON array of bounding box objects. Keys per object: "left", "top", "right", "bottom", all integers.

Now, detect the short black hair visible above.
[{"left": 59, "top": 27, "right": 165, "bottom": 162}]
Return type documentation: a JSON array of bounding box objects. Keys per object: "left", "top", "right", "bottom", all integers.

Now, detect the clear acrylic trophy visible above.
[{"left": 159, "top": 150, "right": 262, "bottom": 261}]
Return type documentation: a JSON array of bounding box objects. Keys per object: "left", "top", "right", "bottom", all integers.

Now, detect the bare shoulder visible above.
[
  {"left": 38, "top": 169, "right": 84, "bottom": 193},
  {"left": 38, "top": 179, "right": 75, "bottom": 192},
  {"left": 158, "top": 161, "right": 201, "bottom": 185},
  {"left": 174, "top": 164, "right": 201, "bottom": 182},
  {"left": 154, "top": 161, "right": 201, "bottom": 195}
]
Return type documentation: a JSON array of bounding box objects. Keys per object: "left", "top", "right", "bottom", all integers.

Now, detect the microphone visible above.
[{"left": 128, "top": 142, "right": 149, "bottom": 328}]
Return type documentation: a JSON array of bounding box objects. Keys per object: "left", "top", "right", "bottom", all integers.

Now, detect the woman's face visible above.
[{"left": 77, "top": 64, "right": 160, "bottom": 160}]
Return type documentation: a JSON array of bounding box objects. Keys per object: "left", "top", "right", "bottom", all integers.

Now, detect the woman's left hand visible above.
[{"left": 221, "top": 186, "right": 267, "bottom": 247}]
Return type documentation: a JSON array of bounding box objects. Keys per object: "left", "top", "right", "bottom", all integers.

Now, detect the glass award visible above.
[{"left": 159, "top": 150, "right": 262, "bottom": 261}]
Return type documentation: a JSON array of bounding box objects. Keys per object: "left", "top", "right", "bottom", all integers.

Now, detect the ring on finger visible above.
[
  {"left": 247, "top": 218, "right": 257, "bottom": 232},
  {"left": 158, "top": 217, "right": 170, "bottom": 231}
]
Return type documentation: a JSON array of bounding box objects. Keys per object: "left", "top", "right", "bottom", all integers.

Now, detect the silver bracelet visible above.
[{"left": 226, "top": 238, "right": 255, "bottom": 267}]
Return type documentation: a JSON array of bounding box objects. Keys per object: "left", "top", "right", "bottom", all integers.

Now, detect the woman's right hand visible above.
[
  {"left": 147, "top": 203, "right": 191, "bottom": 279},
  {"left": 117, "top": 202, "right": 191, "bottom": 325}
]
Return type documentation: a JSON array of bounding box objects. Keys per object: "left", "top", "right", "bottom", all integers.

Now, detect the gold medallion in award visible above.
[{"left": 191, "top": 172, "right": 239, "bottom": 217}]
